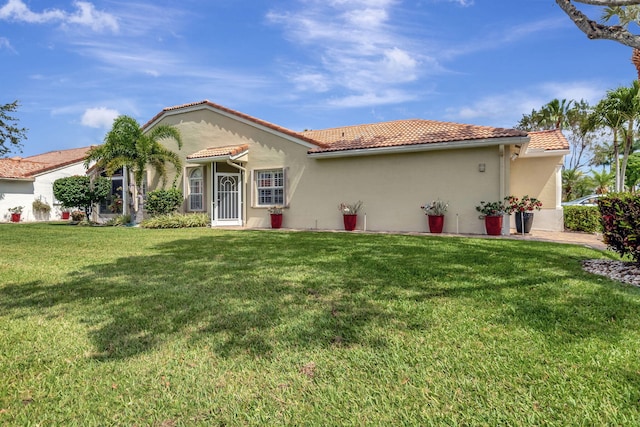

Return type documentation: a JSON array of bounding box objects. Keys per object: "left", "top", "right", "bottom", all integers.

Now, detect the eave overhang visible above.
[{"left": 307, "top": 136, "right": 531, "bottom": 159}]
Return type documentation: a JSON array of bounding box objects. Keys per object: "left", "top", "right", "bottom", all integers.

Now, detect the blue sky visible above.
[{"left": 0, "top": 0, "right": 635, "bottom": 157}]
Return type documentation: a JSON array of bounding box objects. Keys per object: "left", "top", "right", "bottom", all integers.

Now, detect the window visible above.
[
  {"left": 188, "top": 168, "right": 204, "bottom": 211},
  {"left": 255, "top": 169, "right": 284, "bottom": 206},
  {"left": 99, "top": 168, "right": 124, "bottom": 214}
]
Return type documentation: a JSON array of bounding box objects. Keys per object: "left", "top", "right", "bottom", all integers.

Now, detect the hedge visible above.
[{"left": 563, "top": 206, "right": 602, "bottom": 233}]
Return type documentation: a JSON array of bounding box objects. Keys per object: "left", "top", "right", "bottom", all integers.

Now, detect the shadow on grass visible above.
[{"left": 1, "top": 230, "right": 638, "bottom": 360}]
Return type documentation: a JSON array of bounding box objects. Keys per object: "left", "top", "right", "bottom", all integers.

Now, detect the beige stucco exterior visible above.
[{"left": 144, "top": 103, "right": 566, "bottom": 234}]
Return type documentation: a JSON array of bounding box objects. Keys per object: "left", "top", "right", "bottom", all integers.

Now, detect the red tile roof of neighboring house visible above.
[
  {"left": 0, "top": 146, "right": 93, "bottom": 180},
  {"left": 304, "top": 119, "right": 528, "bottom": 154},
  {"left": 527, "top": 129, "right": 569, "bottom": 151},
  {"left": 142, "top": 100, "right": 327, "bottom": 148},
  {"left": 187, "top": 144, "right": 249, "bottom": 160}
]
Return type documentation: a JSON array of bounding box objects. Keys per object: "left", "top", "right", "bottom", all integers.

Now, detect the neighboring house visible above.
[
  {"left": 139, "top": 100, "right": 568, "bottom": 234},
  {"left": 0, "top": 147, "right": 93, "bottom": 222}
]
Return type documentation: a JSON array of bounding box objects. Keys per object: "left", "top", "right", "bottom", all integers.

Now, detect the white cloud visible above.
[
  {"left": 81, "top": 107, "right": 119, "bottom": 128},
  {"left": 0, "top": 0, "right": 118, "bottom": 32},
  {"left": 267, "top": 0, "right": 428, "bottom": 107},
  {"left": 444, "top": 80, "right": 609, "bottom": 128},
  {"left": 0, "top": 36, "right": 15, "bottom": 52}
]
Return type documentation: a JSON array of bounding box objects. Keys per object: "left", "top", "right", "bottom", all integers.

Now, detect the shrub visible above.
[
  {"left": 103, "top": 214, "right": 132, "bottom": 226},
  {"left": 32, "top": 199, "right": 51, "bottom": 214},
  {"left": 563, "top": 206, "right": 602, "bottom": 233},
  {"left": 70, "top": 210, "right": 85, "bottom": 222},
  {"left": 140, "top": 213, "right": 209, "bottom": 229},
  {"left": 598, "top": 193, "right": 640, "bottom": 263},
  {"left": 145, "top": 188, "right": 183, "bottom": 216}
]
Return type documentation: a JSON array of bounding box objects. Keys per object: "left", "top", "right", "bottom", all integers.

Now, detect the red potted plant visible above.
[
  {"left": 338, "top": 201, "right": 363, "bottom": 231},
  {"left": 504, "top": 195, "right": 542, "bottom": 234},
  {"left": 268, "top": 206, "right": 283, "bottom": 229},
  {"left": 8, "top": 206, "right": 23, "bottom": 223},
  {"left": 476, "top": 200, "right": 506, "bottom": 236},
  {"left": 420, "top": 199, "right": 448, "bottom": 233}
]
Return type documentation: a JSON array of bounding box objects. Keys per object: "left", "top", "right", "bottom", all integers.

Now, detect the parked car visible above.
[{"left": 561, "top": 194, "right": 601, "bottom": 207}]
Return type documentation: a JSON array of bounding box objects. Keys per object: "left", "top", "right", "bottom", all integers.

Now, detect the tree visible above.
[
  {"left": 624, "top": 152, "right": 640, "bottom": 191},
  {"left": 0, "top": 100, "right": 28, "bottom": 157},
  {"left": 556, "top": 1, "right": 640, "bottom": 49},
  {"left": 517, "top": 98, "right": 598, "bottom": 170},
  {"left": 591, "top": 169, "right": 615, "bottom": 193},
  {"left": 84, "top": 115, "right": 183, "bottom": 224},
  {"left": 53, "top": 176, "right": 111, "bottom": 221},
  {"left": 562, "top": 168, "right": 593, "bottom": 201},
  {"left": 590, "top": 82, "right": 640, "bottom": 191}
]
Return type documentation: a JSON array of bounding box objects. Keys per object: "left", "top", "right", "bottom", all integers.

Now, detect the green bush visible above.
[
  {"left": 598, "top": 193, "right": 640, "bottom": 263},
  {"left": 563, "top": 206, "right": 602, "bottom": 233},
  {"left": 140, "top": 213, "right": 209, "bottom": 229},
  {"left": 145, "top": 188, "right": 183, "bottom": 216},
  {"left": 103, "top": 214, "right": 132, "bottom": 226}
]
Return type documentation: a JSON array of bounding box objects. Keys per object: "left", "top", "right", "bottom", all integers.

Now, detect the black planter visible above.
[{"left": 515, "top": 212, "right": 534, "bottom": 233}]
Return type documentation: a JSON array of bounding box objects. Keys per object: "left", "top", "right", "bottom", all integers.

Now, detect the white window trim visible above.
[
  {"left": 252, "top": 167, "right": 287, "bottom": 208},
  {"left": 187, "top": 167, "right": 205, "bottom": 212}
]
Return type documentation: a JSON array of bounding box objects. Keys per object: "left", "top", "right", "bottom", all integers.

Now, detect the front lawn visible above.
[{"left": 1, "top": 224, "right": 639, "bottom": 425}]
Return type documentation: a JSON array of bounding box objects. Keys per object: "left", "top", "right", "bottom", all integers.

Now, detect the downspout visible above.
[
  {"left": 226, "top": 160, "right": 247, "bottom": 226},
  {"left": 499, "top": 145, "right": 507, "bottom": 235}
]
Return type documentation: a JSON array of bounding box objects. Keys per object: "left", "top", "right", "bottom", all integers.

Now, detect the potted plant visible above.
[
  {"left": 338, "top": 201, "right": 363, "bottom": 231},
  {"left": 61, "top": 209, "right": 71, "bottom": 220},
  {"left": 475, "top": 200, "right": 506, "bottom": 235},
  {"left": 8, "top": 206, "right": 23, "bottom": 223},
  {"left": 504, "top": 195, "right": 542, "bottom": 234},
  {"left": 32, "top": 198, "right": 51, "bottom": 220},
  {"left": 268, "top": 206, "right": 283, "bottom": 229},
  {"left": 420, "top": 199, "right": 448, "bottom": 233}
]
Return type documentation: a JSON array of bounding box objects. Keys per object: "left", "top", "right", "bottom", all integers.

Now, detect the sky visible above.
[{"left": 0, "top": 0, "right": 636, "bottom": 157}]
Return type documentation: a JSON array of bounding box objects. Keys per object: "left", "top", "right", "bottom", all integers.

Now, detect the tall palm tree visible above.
[
  {"left": 84, "top": 115, "right": 183, "bottom": 223},
  {"left": 541, "top": 98, "right": 574, "bottom": 130},
  {"left": 591, "top": 82, "right": 640, "bottom": 192}
]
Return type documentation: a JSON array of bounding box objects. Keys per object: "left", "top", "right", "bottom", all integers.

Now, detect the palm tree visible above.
[
  {"left": 541, "top": 98, "right": 574, "bottom": 130},
  {"left": 591, "top": 82, "right": 640, "bottom": 191},
  {"left": 591, "top": 169, "right": 615, "bottom": 194},
  {"left": 84, "top": 115, "right": 183, "bottom": 223},
  {"left": 562, "top": 168, "right": 586, "bottom": 201}
]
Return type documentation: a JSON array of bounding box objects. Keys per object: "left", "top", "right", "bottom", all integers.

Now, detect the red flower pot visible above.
[
  {"left": 428, "top": 215, "right": 444, "bottom": 233},
  {"left": 61, "top": 211, "right": 70, "bottom": 220},
  {"left": 10, "top": 213, "right": 20, "bottom": 223},
  {"left": 343, "top": 214, "right": 357, "bottom": 231},
  {"left": 484, "top": 215, "right": 503, "bottom": 235},
  {"left": 270, "top": 213, "right": 283, "bottom": 229}
]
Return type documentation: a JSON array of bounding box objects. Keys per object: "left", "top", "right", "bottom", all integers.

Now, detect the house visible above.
[
  {"left": 139, "top": 100, "right": 568, "bottom": 234},
  {"left": 0, "top": 147, "right": 93, "bottom": 222}
]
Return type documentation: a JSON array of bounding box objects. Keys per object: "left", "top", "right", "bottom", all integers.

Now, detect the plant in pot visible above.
[
  {"left": 8, "top": 206, "right": 23, "bottom": 223},
  {"left": 338, "top": 200, "right": 363, "bottom": 231},
  {"left": 420, "top": 199, "right": 448, "bottom": 233},
  {"left": 61, "top": 209, "right": 71, "bottom": 220},
  {"left": 268, "top": 206, "right": 284, "bottom": 229},
  {"left": 32, "top": 198, "right": 51, "bottom": 220},
  {"left": 504, "top": 195, "right": 542, "bottom": 234},
  {"left": 475, "top": 200, "right": 506, "bottom": 236}
]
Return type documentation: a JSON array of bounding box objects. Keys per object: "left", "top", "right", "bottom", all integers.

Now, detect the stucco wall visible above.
[
  {"left": 509, "top": 155, "right": 564, "bottom": 231},
  {"left": 0, "top": 162, "right": 87, "bottom": 222},
  {"left": 147, "top": 106, "right": 565, "bottom": 234}
]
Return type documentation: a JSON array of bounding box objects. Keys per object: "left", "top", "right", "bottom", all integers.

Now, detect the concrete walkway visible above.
[{"left": 502, "top": 230, "right": 607, "bottom": 251}]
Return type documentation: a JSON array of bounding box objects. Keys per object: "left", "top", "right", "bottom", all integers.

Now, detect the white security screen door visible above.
[{"left": 214, "top": 173, "right": 242, "bottom": 226}]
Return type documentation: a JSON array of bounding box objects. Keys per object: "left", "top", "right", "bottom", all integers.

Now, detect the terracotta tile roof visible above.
[
  {"left": 304, "top": 119, "right": 528, "bottom": 154},
  {"left": 527, "top": 129, "right": 569, "bottom": 151},
  {"left": 187, "top": 144, "right": 249, "bottom": 160},
  {"left": 0, "top": 146, "right": 93, "bottom": 180},
  {"left": 142, "top": 100, "right": 327, "bottom": 148}
]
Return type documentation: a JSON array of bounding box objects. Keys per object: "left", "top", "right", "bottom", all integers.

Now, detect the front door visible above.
[{"left": 214, "top": 172, "right": 242, "bottom": 226}]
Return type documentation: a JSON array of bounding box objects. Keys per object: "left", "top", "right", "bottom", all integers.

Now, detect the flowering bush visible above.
[
  {"left": 475, "top": 201, "right": 506, "bottom": 217},
  {"left": 420, "top": 199, "right": 448, "bottom": 216},
  {"left": 338, "top": 201, "right": 363, "bottom": 215},
  {"left": 504, "top": 195, "right": 542, "bottom": 214}
]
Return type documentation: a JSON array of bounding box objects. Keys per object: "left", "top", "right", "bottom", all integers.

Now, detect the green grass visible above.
[{"left": 1, "top": 223, "right": 639, "bottom": 425}]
